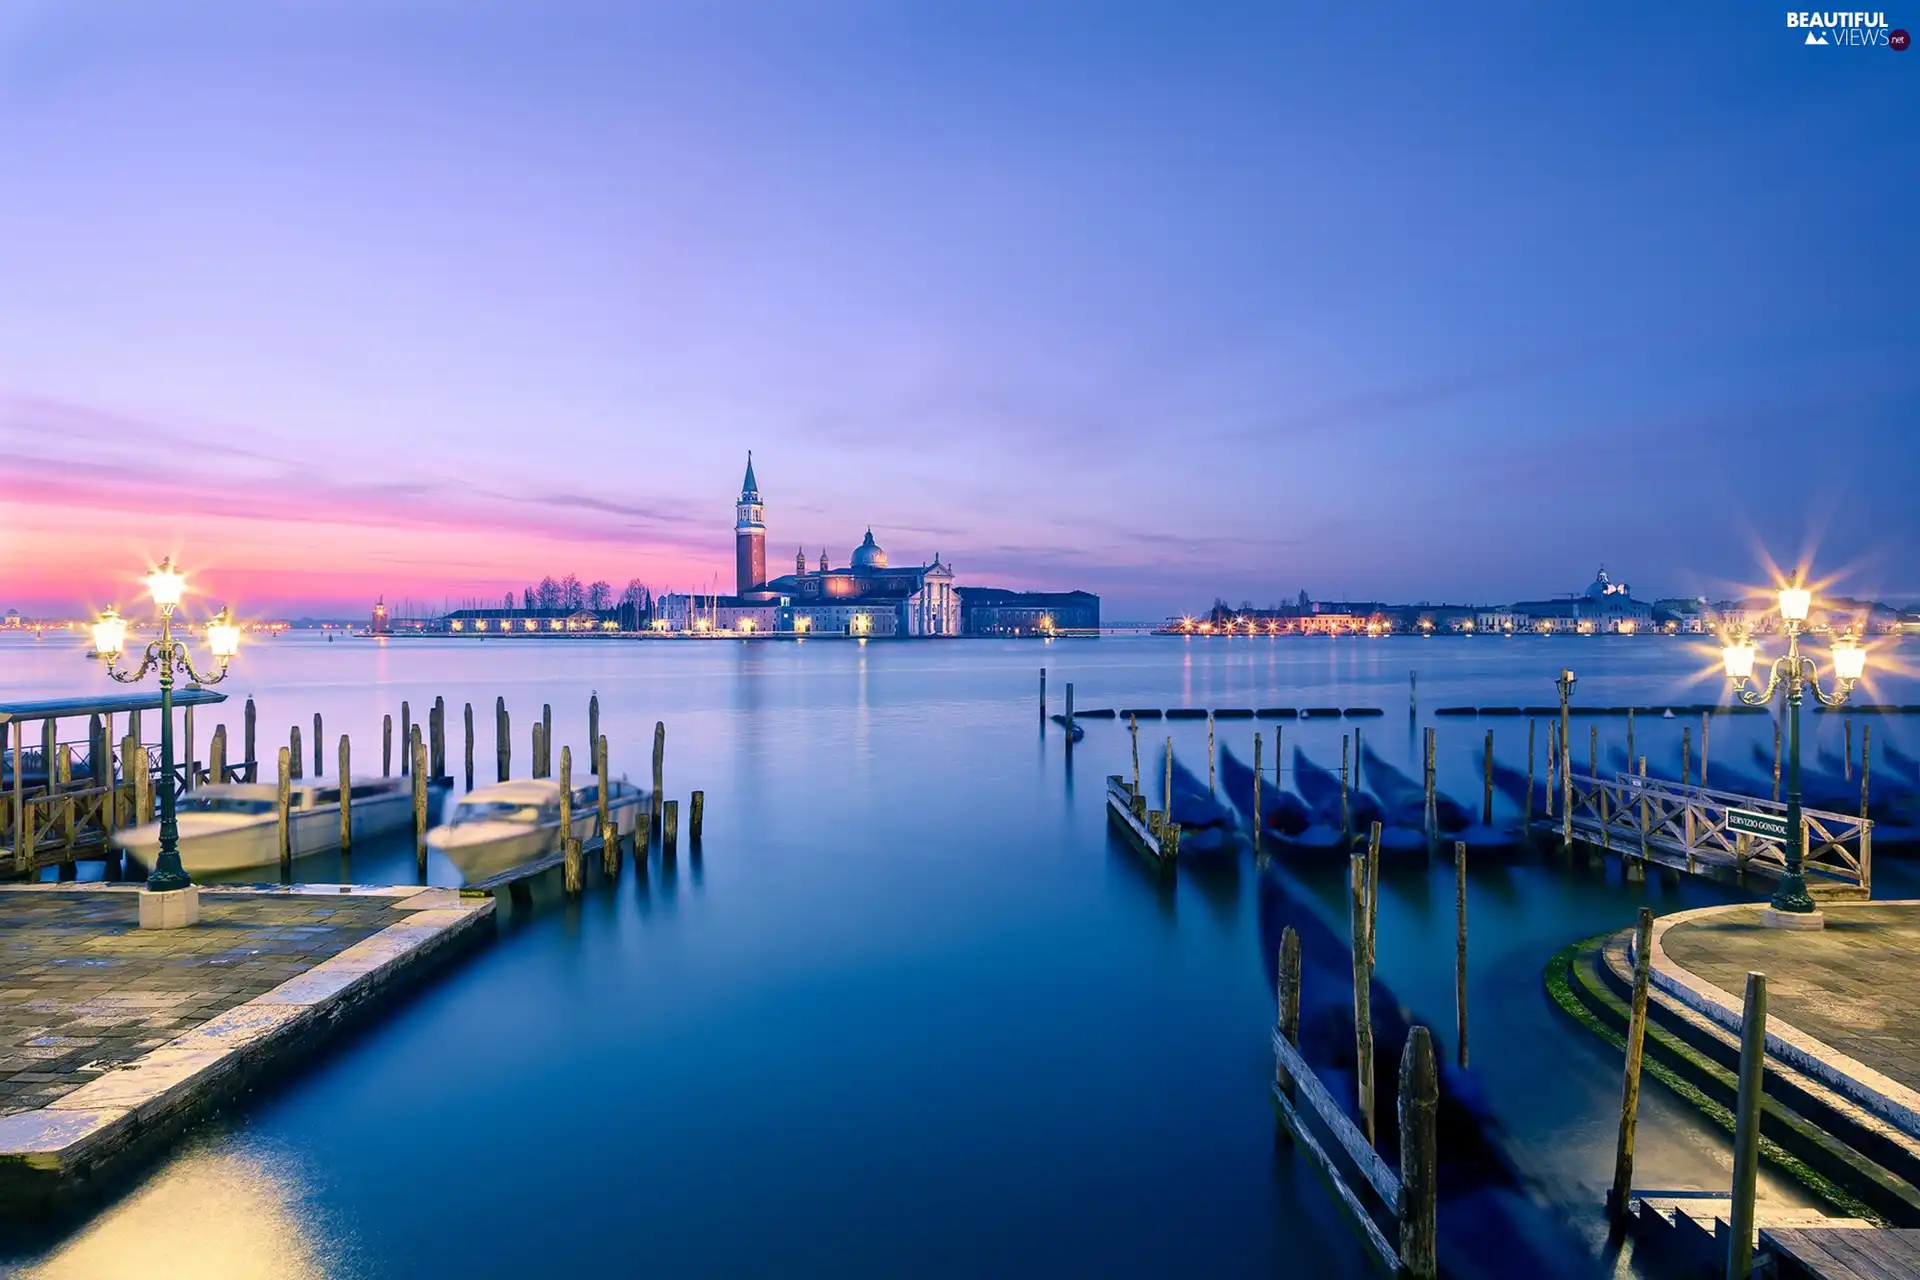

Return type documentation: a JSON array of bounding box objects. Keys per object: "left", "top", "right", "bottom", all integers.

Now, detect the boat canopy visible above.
[{"left": 0, "top": 689, "right": 230, "bottom": 729}]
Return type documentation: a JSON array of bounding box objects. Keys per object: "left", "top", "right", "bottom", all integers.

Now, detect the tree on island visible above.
[
  {"left": 587, "top": 580, "right": 612, "bottom": 612},
  {"left": 560, "top": 573, "right": 585, "bottom": 610}
]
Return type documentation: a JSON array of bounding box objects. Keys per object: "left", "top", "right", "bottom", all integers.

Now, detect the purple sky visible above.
[{"left": 1, "top": 1, "right": 1915, "bottom": 619}]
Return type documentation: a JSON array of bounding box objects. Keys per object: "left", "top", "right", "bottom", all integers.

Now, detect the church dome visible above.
[{"left": 852, "top": 528, "right": 888, "bottom": 570}]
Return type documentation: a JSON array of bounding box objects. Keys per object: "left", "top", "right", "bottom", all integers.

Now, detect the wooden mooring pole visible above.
[
  {"left": 1164, "top": 737, "right": 1173, "bottom": 824},
  {"left": 1626, "top": 708, "right": 1636, "bottom": 777},
  {"left": 596, "top": 734, "right": 610, "bottom": 839},
  {"left": 431, "top": 696, "right": 446, "bottom": 780},
  {"left": 663, "top": 798, "right": 679, "bottom": 854},
  {"left": 1340, "top": 734, "right": 1352, "bottom": 844},
  {"left": 1727, "top": 972, "right": 1769, "bottom": 1280},
  {"left": 1681, "top": 726, "right": 1692, "bottom": 789},
  {"left": 1844, "top": 718, "right": 1853, "bottom": 783},
  {"left": 1423, "top": 728, "right": 1437, "bottom": 853},
  {"left": 690, "top": 789, "right": 704, "bottom": 846},
  {"left": 1275, "top": 927, "right": 1301, "bottom": 1104},
  {"left": 400, "top": 701, "right": 411, "bottom": 774},
  {"left": 1039, "top": 668, "right": 1046, "bottom": 725},
  {"left": 412, "top": 728, "right": 428, "bottom": 880},
  {"left": 1252, "top": 732, "right": 1264, "bottom": 843},
  {"left": 588, "top": 692, "right": 599, "bottom": 757},
  {"left": 1065, "top": 683, "right": 1075, "bottom": 750},
  {"left": 651, "top": 721, "right": 665, "bottom": 823},
  {"left": 289, "top": 724, "right": 303, "bottom": 781},
  {"left": 1482, "top": 731, "right": 1494, "bottom": 827},
  {"left": 1207, "top": 712, "right": 1215, "bottom": 793},
  {"left": 1700, "top": 712, "right": 1711, "bottom": 790},
  {"left": 339, "top": 736, "right": 352, "bottom": 854},
  {"left": 1526, "top": 720, "right": 1537, "bottom": 822},
  {"left": 1455, "top": 841, "right": 1468, "bottom": 1069},
  {"left": 312, "top": 712, "right": 323, "bottom": 777},
  {"left": 1350, "top": 853, "right": 1375, "bottom": 1144},
  {"left": 560, "top": 745, "right": 579, "bottom": 893},
  {"left": 541, "top": 704, "right": 553, "bottom": 778},
  {"left": 182, "top": 707, "right": 194, "bottom": 791},
  {"left": 210, "top": 725, "right": 228, "bottom": 785},
  {"left": 496, "top": 697, "right": 510, "bottom": 782},
  {"left": 1365, "top": 821, "right": 1381, "bottom": 966},
  {"left": 532, "top": 722, "right": 545, "bottom": 779},
  {"left": 1609, "top": 907, "right": 1654, "bottom": 1225},
  {"left": 464, "top": 702, "right": 474, "bottom": 791},
  {"left": 244, "top": 696, "right": 257, "bottom": 781},
  {"left": 1399, "top": 1028, "right": 1439, "bottom": 1280},
  {"left": 276, "top": 747, "right": 292, "bottom": 878},
  {"left": 1130, "top": 714, "right": 1140, "bottom": 798},
  {"left": 602, "top": 819, "right": 620, "bottom": 879},
  {"left": 1861, "top": 724, "right": 1871, "bottom": 820},
  {"left": 383, "top": 714, "right": 393, "bottom": 776}
]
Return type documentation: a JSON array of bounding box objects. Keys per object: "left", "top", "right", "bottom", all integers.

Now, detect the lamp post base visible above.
[
  {"left": 1760, "top": 906, "right": 1825, "bottom": 931},
  {"left": 138, "top": 886, "right": 200, "bottom": 930}
]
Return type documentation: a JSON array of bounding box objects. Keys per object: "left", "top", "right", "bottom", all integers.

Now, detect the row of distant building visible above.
[{"left": 1188, "top": 569, "right": 1918, "bottom": 637}]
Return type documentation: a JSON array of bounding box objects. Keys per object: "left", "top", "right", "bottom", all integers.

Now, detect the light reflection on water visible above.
[
  {"left": 16, "top": 1142, "right": 335, "bottom": 1280},
  {"left": 2, "top": 634, "right": 1915, "bottom": 1277}
]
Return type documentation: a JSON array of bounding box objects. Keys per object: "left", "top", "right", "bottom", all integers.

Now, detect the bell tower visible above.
[{"left": 735, "top": 452, "right": 767, "bottom": 596}]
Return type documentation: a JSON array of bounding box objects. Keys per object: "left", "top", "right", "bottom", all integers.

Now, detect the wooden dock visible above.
[
  {"left": 1104, "top": 775, "right": 1176, "bottom": 869},
  {"left": 1625, "top": 1193, "right": 1920, "bottom": 1279},
  {"left": 1764, "top": 1224, "right": 1920, "bottom": 1278}
]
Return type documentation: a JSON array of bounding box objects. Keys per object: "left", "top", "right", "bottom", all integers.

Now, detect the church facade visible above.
[{"left": 663, "top": 458, "right": 961, "bottom": 637}]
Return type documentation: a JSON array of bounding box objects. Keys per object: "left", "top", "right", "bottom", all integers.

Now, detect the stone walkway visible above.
[
  {"left": 0, "top": 889, "right": 397, "bottom": 1116},
  {"left": 1660, "top": 903, "right": 1920, "bottom": 1098}
]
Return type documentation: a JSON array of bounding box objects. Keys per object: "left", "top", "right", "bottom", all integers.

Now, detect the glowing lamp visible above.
[
  {"left": 1777, "top": 586, "right": 1811, "bottom": 622},
  {"left": 206, "top": 608, "right": 241, "bottom": 659},
  {"left": 146, "top": 558, "right": 187, "bottom": 610},
  {"left": 1832, "top": 635, "right": 1866, "bottom": 682},
  {"left": 1721, "top": 640, "right": 1756, "bottom": 681},
  {"left": 92, "top": 607, "right": 127, "bottom": 658}
]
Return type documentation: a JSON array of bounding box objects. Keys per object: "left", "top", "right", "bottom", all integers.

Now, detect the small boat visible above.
[
  {"left": 1217, "top": 744, "right": 1312, "bottom": 836},
  {"left": 1162, "top": 749, "right": 1249, "bottom": 864},
  {"left": 1361, "top": 745, "right": 1472, "bottom": 833},
  {"left": 1292, "top": 746, "right": 1383, "bottom": 833},
  {"left": 1257, "top": 863, "right": 1599, "bottom": 1278},
  {"left": 116, "top": 776, "right": 432, "bottom": 876},
  {"left": 429, "top": 777, "right": 645, "bottom": 883}
]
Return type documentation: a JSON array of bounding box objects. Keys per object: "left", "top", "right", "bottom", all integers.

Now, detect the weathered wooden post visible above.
[
  {"left": 1340, "top": 733, "right": 1352, "bottom": 843},
  {"left": 1039, "top": 668, "right": 1046, "bottom": 725},
  {"left": 338, "top": 735, "right": 353, "bottom": 854},
  {"left": 1065, "top": 683, "right": 1075, "bottom": 752},
  {"left": 1350, "top": 853, "right": 1375, "bottom": 1144},
  {"left": 133, "top": 733, "right": 151, "bottom": 826},
  {"left": 1635, "top": 756, "right": 1649, "bottom": 876},
  {"left": 1482, "top": 731, "right": 1494, "bottom": 827},
  {"left": 1558, "top": 670, "right": 1574, "bottom": 847},
  {"left": 210, "top": 724, "right": 228, "bottom": 785},
  {"left": 1609, "top": 908, "right": 1654, "bottom": 1224},
  {"left": 1207, "top": 711, "right": 1215, "bottom": 793},
  {"left": 10, "top": 723, "right": 25, "bottom": 876},
  {"left": 1727, "top": 972, "right": 1769, "bottom": 1280},
  {"left": 1409, "top": 668, "right": 1418, "bottom": 716},
  {"left": 588, "top": 692, "right": 600, "bottom": 757},
  {"left": 1626, "top": 707, "right": 1636, "bottom": 771},
  {"left": 636, "top": 810, "right": 652, "bottom": 856},
  {"left": 1163, "top": 737, "right": 1173, "bottom": 843},
  {"left": 663, "top": 798, "right": 680, "bottom": 854},
  {"left": 1700, "top": 712, "right": 1711, "bottom": 790},
  {"left": 1423, "top": 728, "right": 1437, "bottom": 850},
  {"left": 690, "top": 790, "right": 705, "bottom": 845},
  {"left": 1455, "top": 841, "right": 1469, "bottom": 1069},
  {"left": 400, "top": 701, "right": 411, "bottom": 774},
  {"left": 561, "top": 743, "right": 581, "bottom": 894},
  {"left": 1276, "top": 926, "right": 1301, "bottom": 1104},
  {"left": 1129, "top": 714, "right": 1141, "bottom": 799},
  {"left": 119, "top": 732, "right": 138, "bottom": 836},
  {"left": 289, "top": 723, "right": 303, "bottom": 781},
  {"left": 277, "top": 746, "right": 292, "bottom": 877},
  {"left": 1772, "top": 720, "right": 1782, "bottom": 801},
  {"left": 1526, "top": 719, "right": 1537, "bottom": 822},
  {"left": 1545, "top": 727, "right": 1555, "bottom": 820},
  {"left": 1354, "top": 725, "right": 1364, "bottom": 795},
  {"left": 56, "top": 744, "right": 73, "bottom": 858},
  {"left": 1844, "top": 717, "right": 1853, "bottom": 783},
  {"left": 601, "top": 818, "right": 620, "bottom": 879},
  {"left": 312, "top": 712, "right": 323, "bottom": 777},
  {"left": 464, "top": 702, "right": 474, "bottom": 791},
  {"left": 652, "top": 721, "right": 665, "bottom": 823},
  {"left": 1681, "top": 726, "right": 1691, "bottom": 789},
  {"left": 1398, "top": 1027, "right": 1439, "bottom": 1280},
  {"left": 1365, "top": 821, "right": 1381, "bottom": 966},
  {"left": 182, "top": 706, "right": 195, "bottom": 791},
  {"left": 596, "top": 734, "right": 610, "bottom": 839},
  {"left": 1252, "top": 732, "right": 1264, "bottom": 842},
  {"left": 541, "top": 704, "right": 553, "bottom": 777},
  {"left": 532, "top": 722, "right": 545, "bottom": 779},
  {"left": 383, "top": 714, "right": 393, "bottom": 776},
  {"left": 496, "top": 697, "right": 510, "bottom": 782},
  {"left": 412, "top": 729, "right": 428, "bottom": 880},
  {"left": 244, "top": 696, "right": 257, "bottom": 781},
  {"left": 1590, "top": 723, "right": 1598, "bottom": 780},
  {"left": 431, "top": 696, "right": 446, "bottom": 780},
  {"left": 1861, "top": 724, "right": 1872, "bottom": 820}
]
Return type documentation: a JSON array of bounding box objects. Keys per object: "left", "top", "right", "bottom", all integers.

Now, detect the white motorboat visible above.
[
  {"left": 428, "top": 777, "right": 645, "bottom": 883},
  {"left": 116, "top": 775, "right": 428, "bottom": 876}
]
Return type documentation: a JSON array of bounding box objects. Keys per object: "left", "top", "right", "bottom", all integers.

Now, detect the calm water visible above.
[{"left": 5, "top": 633, "right": 1919, "bottom": 1278}]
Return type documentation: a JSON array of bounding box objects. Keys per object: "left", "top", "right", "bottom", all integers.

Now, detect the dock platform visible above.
[
  {"left": 1764, "top": 1224, "right": 1920, "bottom": 1277},
  {"left": 0, "top": 882, "right": 492, "bottom": 1215}
]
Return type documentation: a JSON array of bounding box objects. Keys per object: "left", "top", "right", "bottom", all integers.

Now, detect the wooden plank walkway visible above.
[{"left": 1763, "top": 1226, "right": 1920, "bottom": 1278}]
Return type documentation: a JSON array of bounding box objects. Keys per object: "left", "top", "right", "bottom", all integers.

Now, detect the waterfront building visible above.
[
  {"left": 957, "top": 589, "right": 1100, "bottom": 636},
  {"left": 1512, "top": 567, "right": 1652, "bottom": 634},
  {"left": 438, "top": 607, "right": 617, "bottom": 633},
  {"left": 370, "top": 597, "right": 390, "bottom": 635},
  {"left": 2, "top": 608, "right": 19, "bottom": 629},
  {"left": 1474, "top": 609, "right": 1520, "bottom": 633},
  {"left": 1653, "top": 597, "right": 1709, "bottom": 634},
  {"left": 735, "top": 454, "right": 768, "bottom": 598}
]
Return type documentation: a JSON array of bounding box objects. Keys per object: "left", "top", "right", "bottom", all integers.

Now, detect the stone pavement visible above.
[
  {"left": 0, "top": 889, "right": 396, "bottom": 1116},
  {"left": 1660, "top": 903, "right": 1920, "bottom": 1098}
]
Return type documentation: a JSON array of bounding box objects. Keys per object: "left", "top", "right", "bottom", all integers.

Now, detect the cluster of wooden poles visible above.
[
  {"left": 171, "top": 693, "right": 698, "bottom": 891},
  {"left": 1607, "top": 909, "right": 1775, "bottom": 1278},
  {"left": 1267, "top": 821, "right": 1460, "bottom": 1279}
]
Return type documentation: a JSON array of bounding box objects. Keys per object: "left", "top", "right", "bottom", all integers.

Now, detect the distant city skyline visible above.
[{"left": 1, "top": 2, "right": 1914, "bottom": 619}]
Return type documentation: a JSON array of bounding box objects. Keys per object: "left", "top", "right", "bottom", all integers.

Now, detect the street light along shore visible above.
[
  {"left": 1722, "top": 577, "right": 1866, "bottom": 930},
  {"left": 91, "top": 558, "right": 241, "bottom": 928}
]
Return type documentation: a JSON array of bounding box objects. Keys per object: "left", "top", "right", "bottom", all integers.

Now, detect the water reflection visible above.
[{"left": 18, "top": 1145, "right": 331, "bottom": 1280}]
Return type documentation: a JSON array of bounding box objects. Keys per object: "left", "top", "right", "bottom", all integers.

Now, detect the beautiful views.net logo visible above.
[{"left": 1786, "top": 10, "right": 1910, "bottom": 48}]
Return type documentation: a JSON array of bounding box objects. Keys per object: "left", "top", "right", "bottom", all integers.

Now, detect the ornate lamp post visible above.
[
  {"left": 91, "top": 559, "right": 241, "bottom": 899},
  {"left": 1722, "top": 583, "right": 1865, "bottom": 927}
]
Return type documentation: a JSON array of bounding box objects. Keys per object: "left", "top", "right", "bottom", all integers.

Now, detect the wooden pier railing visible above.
[{"left": 1557, "top": 772, "right": 1870, "bottom": 897}]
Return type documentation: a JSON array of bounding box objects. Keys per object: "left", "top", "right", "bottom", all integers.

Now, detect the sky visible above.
[{"left": 0, "top": 1, "right": 1915, "bottom": 622}]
